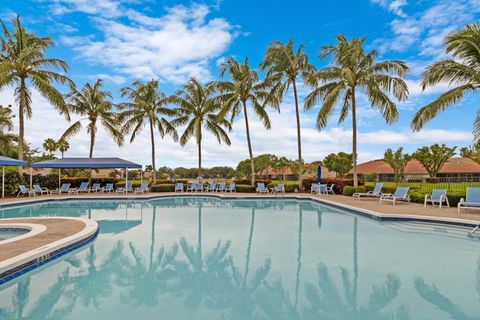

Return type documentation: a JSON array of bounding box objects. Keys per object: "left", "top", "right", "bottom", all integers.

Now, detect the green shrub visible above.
[
  {"left": 355, "top": 186, "right": 366, "bottom": 194},
  {"left": 235, "top": 184, "right": 255, "bottom": 193},
  {"left": 343, "top": 186, "right": 355, "bottom": 196},
  {"left": 3, "top": 171, "right": 25, "bottom": 195},
  {"left": 116, "top": 181, "right": 141, "bottom": 188},
  {"left": 151, "top": 184, "right": 175, "bottom": 192}
]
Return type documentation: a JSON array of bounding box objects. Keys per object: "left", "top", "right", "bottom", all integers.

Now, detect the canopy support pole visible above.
[
  {"left": 140, "top": 170, "right": 143, "bottom": 186},
  {"left": 2, "top": 166, "right": 4, "bottom": 199},
  {"left": 30, "top": 167, "right": 33, "bottom": 189},
  {"left": 59, "top": 169, "right": 61, "bottom": 189},
  {"left": 125, "top": 168, "right": 128, "bottom": 195}
]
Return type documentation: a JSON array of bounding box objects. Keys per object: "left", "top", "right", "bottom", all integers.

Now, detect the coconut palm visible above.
[
  {"left": 412, "top": 23, "right": 480, "bottom": 142},
  {"left": 61, "top": 79, "right": 123, "bottom": 158},
  {"left": 171, "top": 78, "right": 231, "bottom": 177},
  {"left": 0, "top": 16, "right": 72, "bottom": 161},
  {"left": 42, "top": 138, "right": 57, "bottom": 156},
  {"left": 211, "top": 57, "right": 279, "bottom": 187},
  {"left": 305, "top": 34, "right": 409, "bottom": 187},
  {"left": 0, "top": 105, "right": 16, "bottom": 157},
  {"left": 119, "top": 80, "right": 178, "bottom": 183},
  {"left": 57, "top": 139, "right": 69, "bottom": 158},
  {"left": 260, "top": 40, "right": 316, "bottom": 190},
  {"left": 0, "top": 104, "right": 14, "bottom": 132}
]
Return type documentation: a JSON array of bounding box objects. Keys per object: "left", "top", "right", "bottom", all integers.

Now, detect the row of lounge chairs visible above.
[
  {"left": 256, "top": 183, "right": 285, "bottom": 194},
  {"left": 310, "top": 183, "right": 335, "bottom": 195},
  {"left": 17, "top": 182, "right": 150, "bottom": 197},
  {"left": 175, "top": 182, "right": 237, "bottom": 192}
]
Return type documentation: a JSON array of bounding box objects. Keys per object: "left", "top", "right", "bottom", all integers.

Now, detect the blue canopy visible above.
[
  {"left": 31, "top": 157, "right": 142, "bottom": 169},
  {"left": 0, "top": 155, "right": 26, "bottom": 167}
]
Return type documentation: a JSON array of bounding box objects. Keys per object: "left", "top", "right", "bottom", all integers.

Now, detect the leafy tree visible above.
[
  {"left": 254, "top": 153, "right": 277, "bottom": 176},
  {"left": 57, "top": 139, "right": 69, "bottom": 158},
  {"left": 305, "top": 34, "right": 408, "bottom": 187},
  {"left": 61, "top": 79, "right": 123, "bottom": 158},
  {"left": 212, "top": 57, "right": 279, "bottom": 186},
  {"left": 119, "top": 79, "right": 178, "bottom": 184},
  {"left": 171, "top": 78, "right": 231, "bottom": 177},
  {"left": 460, "top": 142, "right": 480, "bottom": 164},
  {"left": 260, "top": 39, "right": 316, "bottom": 190},
  {"left": 411, "top": 23, "right": 480, "bottom": 142},
  {"left": 323, "top": 152, "right": 353, "bottom": 177},
  {"left": 413, "top": 144, "right": 457, "bottom": 178},
  {"left": 42, "top": 138, "right": 57, "bottom": 156},
  {"left": 0, "top": 16, "right": 73, "bottom": 161},
  {"left": 271, "top": 156, "right": 291, "bottom": 180},
  {"left": 157, "top": 166, "right": 173, "bottom": 179},
  {"left": 383, "top": 147, "right": 412, "bottom": 182},
  {"left": 0, "top": 104, "right": 14, "bottom": 132},
  {"left": 236, "top": 159, "right": 251, "bottom": 178},
  {"left": 0, "top": 105, "right": 17, "bottom": 157}
]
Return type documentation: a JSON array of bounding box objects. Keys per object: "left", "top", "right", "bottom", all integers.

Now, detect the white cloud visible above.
[
  {"left": 371, "top": 0, "right": 408, "bottom": 17},
  {"left": 59, "top": 3, "right": 235, "bottom": 83}
]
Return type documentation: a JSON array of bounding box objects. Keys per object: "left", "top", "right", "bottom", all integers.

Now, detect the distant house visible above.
[
  {"left": 352, "top": 157, "right": 480, "bottom": 182},
  {"left": 256, "top": 164, "right": 336, "bottom": 181}
]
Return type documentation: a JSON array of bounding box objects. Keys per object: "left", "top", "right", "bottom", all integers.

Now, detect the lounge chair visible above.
[
  {"left": 204, "top": 182, "right": 217, "bottom": 192},
  {"left": 216, "top": 183, "right": 225, "bottom": 192},
  {"left": 69, "top": 182, "right": 89, "bottom": 194},
  {"left": 51, "top": 183, "right": 71, "bottom": 195},
  {"left": 257, "top": 183, "right": 269, "bottom": 194},
  {"left": 186, "top": 182, "right": 198, "bottom": 192},
  {"left": 458, "top": 187, "right": 480, "bottom": 213},
  {"left": 310, "top": 183, "right": 319, "bottom": 194},
  {"left": 353, "top": 182, "right": 383, "bottom": 199},
  {"left": 175, "top": 183, "right": 184, "bottom": 192},
  {"left": 89, "top": 183, "right": 101, "bottom": 193},
  {"left": 271, "top": 184, "right": 285, "bottom": 193},
  {"left": 33, "top": 184, "right": 49, "bottom": 196},
  {"left": 134, "top": 183, "right": 149, "bottom": 194},
  {"left": 424, "top": 189, "right": 449, "bottom": 208},
  {"left": 226, "top": 182, "right": 236, "bottom": 192},
  {"left": 318, "top": 184, "right": 328, "bottom": 195},
  {"left": 380, "top": 187, "right": 410, "bottom": 205},
  {"left": 116, "top": 182, "right": 133, "bottom": 193},
  {"left": 196, "top": 183, "right": 204, "bottom": 192},
  {"left": 102, "top": 183, "right": 114, "bottom": 193},
  {"left": 17, "top": 185, "right": 35, "bottom": 197},
  {"left": 327, "top": 184, "right": 335, "bottom": 194}
]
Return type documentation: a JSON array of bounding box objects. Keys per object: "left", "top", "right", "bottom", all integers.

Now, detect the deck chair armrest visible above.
[{"left": 459, "top": 198, "right": 465, "bottom": 204}]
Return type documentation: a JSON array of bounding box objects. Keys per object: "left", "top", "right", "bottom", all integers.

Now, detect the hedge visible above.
[
  {"left": 151, "top": 184, "right": 176, "bottom": 192},
  {"left": 343, "top": 186, "right": 366, "bottom": 196}
]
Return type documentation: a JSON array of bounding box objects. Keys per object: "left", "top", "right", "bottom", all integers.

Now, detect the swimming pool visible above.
[
  {"left": 0, "top": 197, "right": 478, "bottom": 319},
  {"left": 0, "top": 228, "right": 28, "bottom": 242}
]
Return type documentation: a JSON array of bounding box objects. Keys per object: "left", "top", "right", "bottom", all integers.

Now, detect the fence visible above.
[{"left": 365, "top": 181, "right": 480, "bottom": 193}]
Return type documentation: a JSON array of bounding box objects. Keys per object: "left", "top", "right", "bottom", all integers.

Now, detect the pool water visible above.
[
  {"left": 0, "top": 228, "right": 28, "bottom": 241},
  {"left": 0, "top": 197, "right": 478, "bottom": 320}
]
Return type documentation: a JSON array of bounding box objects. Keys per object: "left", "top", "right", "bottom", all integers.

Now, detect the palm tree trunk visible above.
[
  {"left": 294, "top": 205, "right": 303, "bottom": 308},
  {"left": 351, "top": 87, "right": 358, "bottom": 187},
  {"left": 197, "top": 132, "right": 202, "bottom": 178},
  {"left": 243, "top": 208, "right": 255, "bottom": 289},
  {"left": 242, "top": 100, "right": 255, "bottom": 187},
  {"left": 89, "top": 126, "right": 95, "bottom": 158},
  {"left": 18, "top": 77, "right": 26, "bottom": 163},
  {"left": 292, "top": 79, "right": 303, "bottom": 191},
  {"left": 149, "top": 119, "right": 156, "bottom": 184}
]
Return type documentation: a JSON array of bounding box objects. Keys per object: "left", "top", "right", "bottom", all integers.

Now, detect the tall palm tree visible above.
[
  {"left": 211, "top": 57, "right": 279, "bottom": 187},
  {"left": 412, "top": 23, "right": 480, "bottom": 142},
  {"left": 57, "top": 139, "right": 69, "bottom": 158},
  {"left": 260, "top": 40, "right": 316, "bottom": 190},
  {"left": 119, "top": 80, "right": 178, "bottom": 184},
  {"left": 61, "top": 79, "right": 123, "bottom": 157},
  {"left": 171, "top": 78, "right": 231, "bottom": 177},
  {"left": 0, "top": 16, "right": 72, "bottom": 161},
  {"left": 42, "top": 138, "right": 57, "bottom": 155},
  {"left": 305, "top": 34, "right": 409, "bottom": 187}
]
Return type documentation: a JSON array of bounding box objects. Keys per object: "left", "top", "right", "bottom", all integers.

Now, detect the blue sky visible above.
[{"left": 0, "top": 0, "right": 479, "bottom": 167}]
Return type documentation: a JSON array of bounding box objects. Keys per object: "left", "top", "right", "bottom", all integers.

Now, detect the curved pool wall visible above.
[
  {"left": 0, "top": 228, "right": 28, "bottom": 241},
  {"left": 0, "top": 196, "right": 478, "bottom": 319}
]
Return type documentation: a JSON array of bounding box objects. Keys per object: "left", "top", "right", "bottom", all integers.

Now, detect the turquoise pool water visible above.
[{"left": 0, "top": 197, "right": 478, "bottom": 319}]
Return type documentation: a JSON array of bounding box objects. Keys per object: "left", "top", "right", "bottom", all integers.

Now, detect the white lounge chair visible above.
[
  {"left": 380, "top": 187, "right": 410, "bottom": 205},
  {"left": 175, "top": 183, "right": 184, "bottom": 192},
  {"left": 51, "top": 183, "right": 71, "bottom": 195},
  {"left": 33, "top": 184, "right": 49, "bottom": 196},
  {"left": 116, "top": 182, "right": 133, "bottom": 193},
  {"left": 424, "top": 189, "right": 449, "bottom": 208},
  {"left": 17, "top": 185, "right": 35, "bottom": 197},
  {"left": 310, "top": 183, "right": 319, "bottom": 194},
  {"left": 216, "top": 183, "right": 225, "bottom": 192},
  {"left": 134, "top": 183, "right": 149, "bottom": 194},
  {"left": 326, "top": 184, "right": 335, "bottom": 194},
  {"left": 204, "top": 182, "right": 217, "bottom": 192},
  {"left": 318, "top": 184, "right": 328, "bottom": 195},
  {"left": 458, "top": 187, "right": 480, "bottom": 213},
  {"left": 353, "top": 183, "right": 383, "bottom": 199},
  {"left": 69, "top": 182, "right": 89, "bottom": 194},
  {"left": 186, "top": 182, "right": 198, "bottom": 192},
  {"left": 89, "top": 183, "right": 101, "bottom": 193},
  {"left": 226, "top": 182, "right": 236, "bottom": 192},
  {"left": 102, "top": 183, "right": 114, "bottom": 193},
  {"left": 257, "top": 183, "right": 269, "bottom": 194},
  {"left": 271, "top": 184, "right": 285, "bottom": 194}
]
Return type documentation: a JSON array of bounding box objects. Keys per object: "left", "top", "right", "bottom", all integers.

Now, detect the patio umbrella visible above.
[{"left": 0, "top": 155, "right": 27, "bottom": 198}]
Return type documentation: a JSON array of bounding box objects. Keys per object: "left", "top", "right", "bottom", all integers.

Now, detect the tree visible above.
[
  {"left": 260, "top": 40, "right": 316, "bottom": 190},
  {"left": 254, "top": 153, "right": 277, "bottom": 177},
  {"left": 0, "top": 105, "right": 17, "bottom": 157},
  {"left": 460, "top": 142, "right": 480, "bottom": 164},
  {"left": 411, "top": 23, "right": 480, "bottom": 142},
  {"left": 0, "top": 16, "right": 73, "bottom": 161},
  {"left": 413, "top": 144, "right": 457, "bottom": 178},
  {"left": 42, "top": 138, "right": 57, "bottom": 156},
  {"left": 383, "top": 147, "right": 411, "bottom": 182},
  {"left": 236, "top": 159, "right": 251, "bottom": 178},
  {"left": 322, "top": 152, "right": 353, "bottom": 177},
  {"left": 61, "top": 79, "right": 123, "bottom": 158},
  {"left": 171, "top": 78, "right": 231, "bottom": 177},
  {"left": 212, "top": 57, "right": 279, "bottom": 187},
  {"left": 57, "top": 139, "right": 69, "bottom": 158},
  {"left": 0, "top": 104, "right": 14, "bottom": 132},
  {"left": 271, "top": 156, "right": 291, "bottom": 180},
  {"left": 305, "top": 34, "right": 408, "bottom": 187},
  {"left": 119, "top": 79, "right": 178, "bottom": 184}
]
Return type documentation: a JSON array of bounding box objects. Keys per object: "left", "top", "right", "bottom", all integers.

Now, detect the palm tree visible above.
[
  {"left": 61, "top": 79, "right": 123, "bottom": 157},
  {"left": 305, "top": 34, "right": 409, "bottom": 187},
  {"left": 119, "top": 80, "right": 178, "bottom": 184},
  {"left": 412, "top": 23, "right": 480, "bottom": 142},
  {"left": 57, "top": 139, "right": 69, "bottom": 158},
  {"left": 171, "top": 78, "right": 231, "bottom": 177},
  {"left": 260, "top": 40, "right": 316, "bottom": 190},
  {"left": 0, "top": 104, "right": 14, "bottom": 132},
  {"left": 0, "top": 105, "right": 17, "bottom": 157},
  {"left": 42, "top": 138, "right": 57, "bottom": 156},
  {"left": 0, "top": 16, "right": 72, "bottom": 161},
  {"left": 211, "top": 57, "right": 279, "bottom": 187}
]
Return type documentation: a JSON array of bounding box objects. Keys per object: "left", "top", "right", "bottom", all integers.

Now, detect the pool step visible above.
[{"left": 385, "top": 221, "right": 479, "bottom": 241}]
